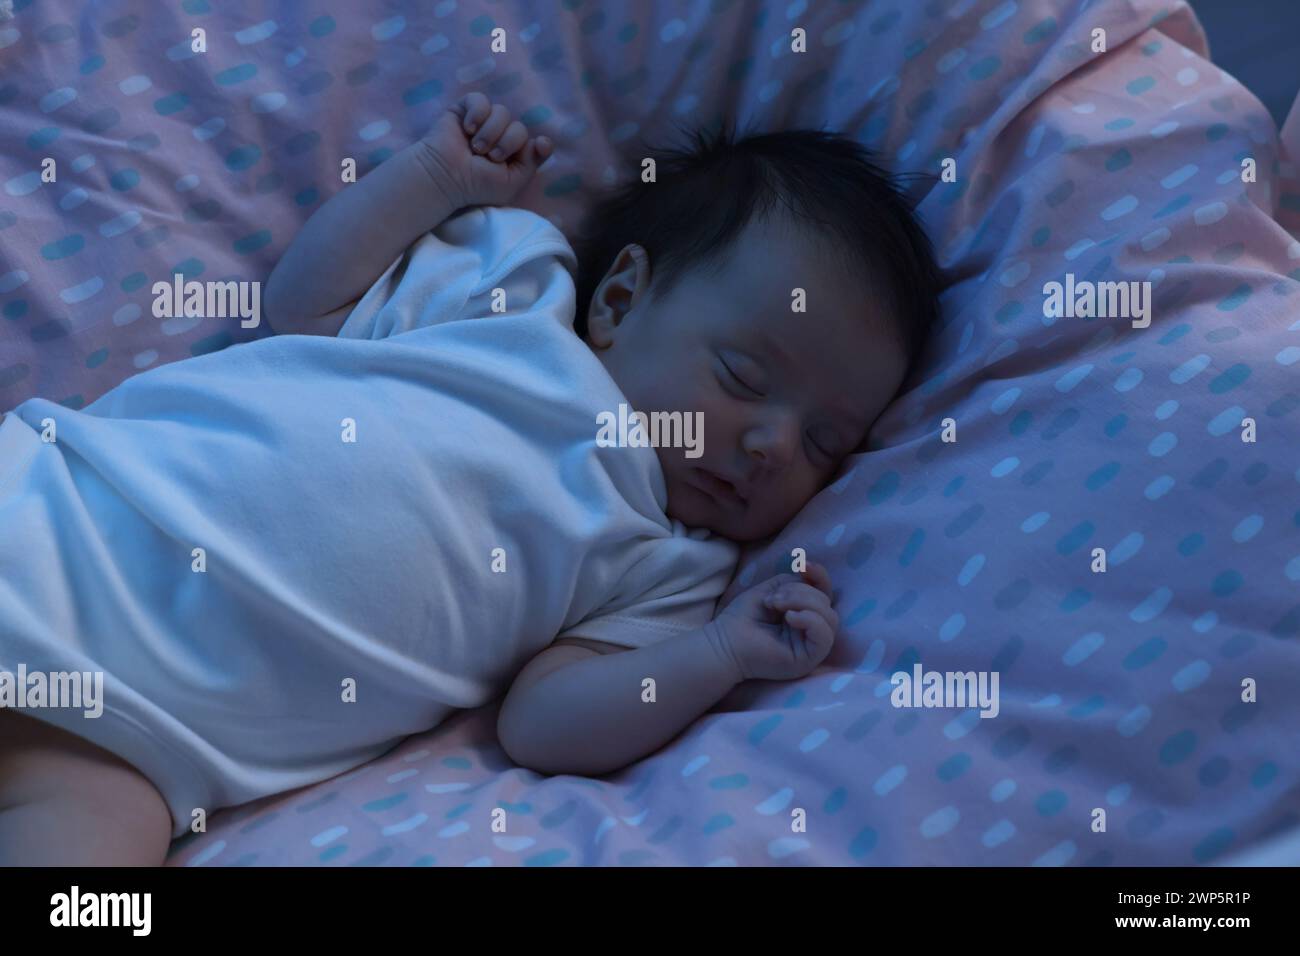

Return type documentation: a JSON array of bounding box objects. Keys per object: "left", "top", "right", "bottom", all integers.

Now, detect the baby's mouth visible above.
[{"left": 694, "top": 467, "right": 747, "bottom": 505}]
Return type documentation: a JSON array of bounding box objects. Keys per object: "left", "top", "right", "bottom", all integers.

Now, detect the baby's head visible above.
[{"left": 571, "top": 122, "right": 942, "bottom": 543}]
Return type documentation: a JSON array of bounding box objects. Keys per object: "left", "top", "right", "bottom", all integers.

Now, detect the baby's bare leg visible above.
[{"left": 0, "top": 710, "right": 172, "bottom": 865}]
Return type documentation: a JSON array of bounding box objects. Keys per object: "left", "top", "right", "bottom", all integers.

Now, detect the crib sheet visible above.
[{"left": 1, "top": 0, "right": 1296, "bottom": 866}]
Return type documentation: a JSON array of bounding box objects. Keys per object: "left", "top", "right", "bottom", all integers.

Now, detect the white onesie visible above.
[{"left": 0, "top": 205, "right": 739, "bottom": 837}]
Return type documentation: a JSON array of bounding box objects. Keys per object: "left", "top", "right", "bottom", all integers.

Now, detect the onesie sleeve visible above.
[
  {"left": 337, "top": 205, "right": 578, "bottom": 341},
  {"left": 555, "top": 527, "right": 740, "bottom": 650}
]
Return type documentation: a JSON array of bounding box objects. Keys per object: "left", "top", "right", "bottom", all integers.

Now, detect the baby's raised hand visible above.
[
  {"left": 709, "top": 563, "right": 839, "bottom": 682},
  {"left": 413, "top": 92, "right": 554, "bottom": 210}
]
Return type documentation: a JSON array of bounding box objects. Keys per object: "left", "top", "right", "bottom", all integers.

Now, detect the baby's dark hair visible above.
[{"left": 570, "top": 119, "right": 943, "bottom": 376}]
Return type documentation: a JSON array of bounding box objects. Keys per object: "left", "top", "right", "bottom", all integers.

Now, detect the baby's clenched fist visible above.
[
  {"left": 707, "top": 563, "right": 839, "bottom": 682},
  {"left": 411, "top": 91, "right": 554, "bottom": 210}
]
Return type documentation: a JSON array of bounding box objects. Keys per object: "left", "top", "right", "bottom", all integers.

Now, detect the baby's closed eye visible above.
[
  {"left": 716, "top": 352, "right": 765, "bottom": 397},
  {"left": 807, "top": 426, "right": 842, "bottom": 459}
]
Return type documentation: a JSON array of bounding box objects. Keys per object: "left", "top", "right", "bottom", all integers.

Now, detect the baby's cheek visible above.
[
  {"left": 694, "top": 388, "right": 735, "bottom": 445},
  {"left": 782, "top": 470, "right": 825, "bottom": 517}
]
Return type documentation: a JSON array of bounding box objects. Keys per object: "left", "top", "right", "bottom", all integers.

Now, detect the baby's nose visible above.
[{"left": 743, "top": 416, "right": 799, "bottom": 466}]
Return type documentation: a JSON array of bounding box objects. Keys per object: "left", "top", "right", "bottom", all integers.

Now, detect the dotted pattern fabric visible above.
[{"left": 1, "top": 0, "right": 1297, "bottom": 865}]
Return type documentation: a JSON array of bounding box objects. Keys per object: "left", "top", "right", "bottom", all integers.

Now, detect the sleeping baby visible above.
[{"left": 0, "top": 93, "right": 941, "bottom": 864}]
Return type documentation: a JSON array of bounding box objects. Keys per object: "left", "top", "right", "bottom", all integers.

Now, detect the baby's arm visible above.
[
  {"left": 498, "top": 566, "right": 840, "bottom": 775},
  {"left": 263, "top": 92, "right": 551, "bottom": 336},
  {"left": 496, "top": 626, "right": 744, "bottom": 776},
  {"left": 261, "top": 136, "right": 465, "bottom": 335}
]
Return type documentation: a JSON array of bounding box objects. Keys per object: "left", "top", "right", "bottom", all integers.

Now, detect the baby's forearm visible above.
[
  {"left": 263, "top": 142, "right": 463, "bottom": 332},
  {"left": 498, "top": 625, "right": 744, "bottom": 776}
]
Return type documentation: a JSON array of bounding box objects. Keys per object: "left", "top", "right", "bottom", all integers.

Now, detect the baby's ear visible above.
[
  {"left": 584, "top": 306, "right": 617, "bottom": 348},
  {"left": 585, "top": 244, "right": 649, "bottom": 348}
]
